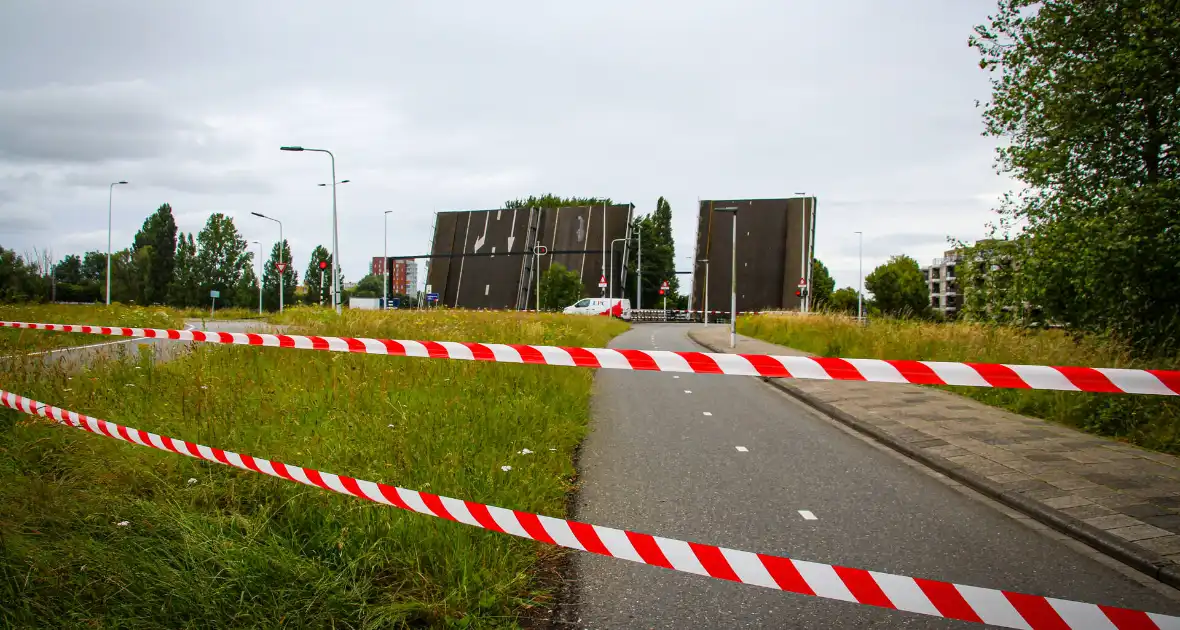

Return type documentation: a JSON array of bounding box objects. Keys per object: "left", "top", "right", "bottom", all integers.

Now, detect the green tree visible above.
[
  {"left": 540, "top": 262, "right": 583, "bottom": 310},
  {"left": 55, "top": 254, "right": 83, "bottom": 285},
  {"left": 195, "top": 213, "right": 250, "bottom": 307},
  {"left": 865, "top": 255, "right": 929, "bottom": 318},
  {"left": 132, "top": 203, "right": 178, "bottom": 304},
  {"left": 80, "top": 251, "right": 106, "bottom": 284},
  {"left": 0, "top": 246, "right": 45, "bottom": 302},
  {"left": 810, "top": 259, "right": 835, "bottom": 307},
  {"left": 972, "top": 0, "right": 1180, "bottom": 353},
  {"left": 234, "top": 262, "right": 260, "bottom": 311},
  {"left": 626, "top": 197, "right": 678, "bottom": 308},
  {"left": 503, "top": 194, "right": 612, "bottom": 209},
  {"left": 303, "top": 245, "right": 331, "bottom": 306},
  {"left": 351, "top": 273, "right": 383, "bottom": 298},
  {"left": 262, "top": 240, "right": 297, "bottom": 311},
  {"left": 827, "top": 287, "right": 861, "bottom": 315},
  {"left": 169, "top": 233, "right": 200, "bottom": 307}
]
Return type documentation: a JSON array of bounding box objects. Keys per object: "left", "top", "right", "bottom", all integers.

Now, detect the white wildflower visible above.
[
  {"left": 116, "top": 521, "right": 130, "bottom": 527},
  {"left": 518, "top": 448, "right": 533, "bottom": 455},
  {"left": 187, "top": 478, "right": 198, "bottom": 485},
  {"left": 500, "top": 465, "right": 512, "bottom": 472}
]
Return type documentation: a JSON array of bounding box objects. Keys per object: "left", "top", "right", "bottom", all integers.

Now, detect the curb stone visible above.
[{"left": 687, "top": 329, "right": 1180, "bottom": 591}]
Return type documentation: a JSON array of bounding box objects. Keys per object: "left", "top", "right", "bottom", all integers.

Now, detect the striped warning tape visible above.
[
  {"left": 2, "top": 320, "right": 1178, "bottom": 396},
  {"left": 1, "top": 388, "right": 1174, "bottom": 629}
]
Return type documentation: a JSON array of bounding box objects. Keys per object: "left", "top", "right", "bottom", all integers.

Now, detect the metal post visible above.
[
  {"left": 252, "top": 240, "right": 263, "bottom": 314},
  {"left": 384, "top": 210, "right": 392, "bottom": 310},
  {"left": 798, "top": 194, "right": 807, "bottom": 313},
  {"left": 106, "top": 181, "right": 127, "bottom": 305},
  {"left": 703, "top": 260, "right": 710, "bottom": 326},
  {"left": 535, "top": 251, "right": 541, "bottom": 311},
  {"left": 636, "top": 225, "right": 642, "bottom": 310},
  {"left": 609, "top": 238, "right": 625, "bottom": 301},
  {"left": 730, "top": 212, "right": 737, "bottom": 348},
  {"left": 856, "top": 231, "right": 864, "bottom": 322},
  {"left": 320, "top": 270, "right": 325, "bottom": 305},
  {"left": 601, "top": 202, "right": 606, "bottom": 297},
  {"left": 278, "top": 222, "right": 284, "bottom": 314}
]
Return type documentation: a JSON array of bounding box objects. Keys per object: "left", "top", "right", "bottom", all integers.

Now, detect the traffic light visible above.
[
  {"left": 795, "top": 287, "right": 808, "bottom": 298},
  {"left": 318, "top": 260, "right": 328, "bottom": 270}
]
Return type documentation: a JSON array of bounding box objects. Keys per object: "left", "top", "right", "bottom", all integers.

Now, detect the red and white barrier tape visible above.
[
  {"left": 1, "top": 388, "right": 1174, "bottom": 629},
  {"left": 2, "top": 321, "right": 1178, "bottom": 396}
]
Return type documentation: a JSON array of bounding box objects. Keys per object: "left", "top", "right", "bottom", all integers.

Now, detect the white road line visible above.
[
  {"left": 798, "top": 510, "right": 817, "bottom": 520},
  {"left": 703, "top": 412, "right": 713, "bottom": 416},
  {"left": 684, "top": 390, "right": 692, "bottom": 394},
  {"left": 735, "top": 446, "right": 748, "bottom": 452},
  {"left": 673, "top": 375, "right": 680, "bottom": 379}
]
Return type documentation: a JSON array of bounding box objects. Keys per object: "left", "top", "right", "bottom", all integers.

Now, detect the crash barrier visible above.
[
  {"left": 3, "top": 321, "right": 1177, "bottom": 396},
  {"left": 1, "top": 388, "right": 1173, "bottom": 629},
  {"left": 630, "top": 309, "right": 710, "bottom": 323}
]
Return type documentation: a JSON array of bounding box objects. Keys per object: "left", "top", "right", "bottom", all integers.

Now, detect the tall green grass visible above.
[
  {"left": 739, "top": 314, "right": 1180, "bottom": 453},
  {"left": 0, "top": 304, "right": 183, "bottom": 355},
  {"left": 0, "top": 308, "right": 628, "bottom": 628}
]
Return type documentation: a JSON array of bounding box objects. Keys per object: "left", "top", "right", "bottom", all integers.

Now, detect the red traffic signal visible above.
[
  {"left": 659, "top": 289, "right": 665, "bottom": 295},
  {"left": 318, "top": 261, "right": 328, "bottom": 270}
]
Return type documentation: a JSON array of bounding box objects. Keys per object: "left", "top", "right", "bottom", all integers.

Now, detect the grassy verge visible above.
[
  {"left": 738, "top": 313, "right": 1180, "bottom": 453},
  {"left": 0, "top": 304, "right": 183, "bottom": 355},
  {"left": 0, "top": 308, "right": 628, "bottom": 628},
  {"left": 180, "top": 306, "right": 271, "bottom": 321}
]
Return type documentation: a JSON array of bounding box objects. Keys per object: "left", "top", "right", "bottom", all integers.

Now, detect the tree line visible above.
[{"left": 0, "top": 204, "right": 344, "bottom": 311}]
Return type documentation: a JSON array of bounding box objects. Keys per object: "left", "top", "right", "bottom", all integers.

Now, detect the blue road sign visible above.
[{"left": 426, "top": 293, "right": 439, "bottom": 302}]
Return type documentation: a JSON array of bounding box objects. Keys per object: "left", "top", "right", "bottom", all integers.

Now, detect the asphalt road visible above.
[{"left": 570, "top": 323, "right": 1180, "bottom": 628}]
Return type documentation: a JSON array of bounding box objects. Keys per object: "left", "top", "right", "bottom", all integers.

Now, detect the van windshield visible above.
[{"left": 573, "top": 299, "right": 591, "bottom": 307}]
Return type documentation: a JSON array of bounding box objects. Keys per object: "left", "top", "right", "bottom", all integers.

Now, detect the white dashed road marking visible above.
[
  {"left": 684, "top": 390, "right": 692, "bottom": 394},
  {"left": 735, "top": 446, "right": 748, "bottom": 452},
  {"left": 798, "top": 510, "right": 817, "bottom": 520},
  {"left": 703, "top": 412, "right": 712, "bottom": 416},
  {"left": 673, "top": 375, "right": 680, "bottom": 379}
]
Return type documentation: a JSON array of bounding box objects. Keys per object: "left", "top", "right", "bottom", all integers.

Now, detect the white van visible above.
[{"left": 564, "top": 298, "right": 632, "bottom": 320}]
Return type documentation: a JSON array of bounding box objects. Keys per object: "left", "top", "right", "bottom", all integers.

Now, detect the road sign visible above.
[
  {"left": 426, "top": 293, "right": 439, "bottom": 302},
  {"left": 660, "top": 280, "right": 669, "bottom": 296},
  {"left": 598, "top": 275, "right": 607, "bottom": 288},
  {"left": 798, "top": 277, "right": 807, "bottom": 287},
  {"left": 276, "top": 262, "right": 288, "bottom": 273},
  {"left": 533, "top": 244, "right": 548, "bottom": 255},
  {"left": 209, "top": 290, "right": 220, "bottom": 298},
  {"left": 425, "top": 284, "right": 432, "bottom": 294}
]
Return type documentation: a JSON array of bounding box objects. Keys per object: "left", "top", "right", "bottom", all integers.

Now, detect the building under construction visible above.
[
  {"left": 422, "top": 204, "right": 634, "bottom": 309},
  {"left": 691, "top": 197, "right": 817, "bottom": 314}
]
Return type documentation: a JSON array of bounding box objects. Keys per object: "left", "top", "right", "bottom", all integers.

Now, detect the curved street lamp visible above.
[
  {"left": 282, "top": 145, "right": 341, "bottom": 314},
  {"left": 106, "top": 180, "right": 128, "bottom": 305},
  {"left": 251, "top": 211, "right": 284, "bottom": 313}
]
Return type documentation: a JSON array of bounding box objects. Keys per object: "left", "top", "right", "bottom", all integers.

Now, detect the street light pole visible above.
[
  {"left": 636, "top": 226, "right": 642, "bottom": 310},
  {"left": 794, "top": 192, "right": 809, "bottom": 313},
  {"left": 698, "top": 259, "right": 710, "bottom": 326},
  {"left": 251, "top": 240, "right": 263, "bottom": 315},
  {"left": 855, "top": 230, "right": 864, "bottom": 323},
  {"left": 282, "top": 146, "right": 341, "bottom": 314},
  {"left": 384, "top": 210, "right": 392, "bottom": 310},
  {"left": 106, "top": 181, "right": 128, "bottom": 305},
  {"left": 251, "top": 212, "right": 284, "bottom": 313},
  {"left": 609, "top": 238, "right": 625, "bottom": 301}
]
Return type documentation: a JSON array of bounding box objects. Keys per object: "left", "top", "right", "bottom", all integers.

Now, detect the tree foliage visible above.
[
  {"left": 503, "top": 194, "right": 613, "bottom": 210},
  {"left": 351, "top": 273, "right": 384, "bottom": 298},
  {"left": 810, "top": 259, "right": 836, "bottom": 307},
  {"left": 540, "top": 262, "right": 583, "bottom": 310},
  {"left": 971, "top": 0, "right": 1180, "bottom": 353},
  {"left": 132, "top": 203, "right": 178, "bottom": 305},
  {"left": 169, "top": 234, "right": 200, "bottom": 307},
  {"left": 302, "top": 245, "right": 331, "bottom": 306},
  {"left": 625, "top": 196, "right": 678, "bottom": 308},
  {"left": 827, "top": 287, "right": 861, "bottom": 315},
  {"left": 262, "top": 240, "right": 297, "bottom": 311},
  {"left": 195, "top": 214, "right": 250, "bottom": 307},
  {"left": 865, "top": 255, "right": 929, "bottom": 318},
  {"left": 0, "top": 247, "right": 45, "bottom": 302}
]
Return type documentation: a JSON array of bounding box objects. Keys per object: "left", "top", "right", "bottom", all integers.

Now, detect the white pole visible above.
[
  {"left": 856, "top": 230, "right": 864, "bottom": 322},
  {"left": 730, "top": 212, "right": 737, "bottom": 349},
  {"left": 636, "top": 225, "right": 642, "bottom": 310},
  {"left": 278, "top": 221, "right": 284, "bottom": 314},
  {"left": 384, "top": 211, "right": 392, "bottom": 309},
  {"left": 329, "top": 153, "right": 340, "bottom": 314},
  {"left": 253, "top": 241, "right": 263, "bottom": 314},
  {"left": 535, "top": 251, "right": 541, "bottom": 311},
  {"left": 704, "top": 260, "right": 710, "bottom": 326},
  {"left": 799, "top": 196, "right": 807, "bottom": 313},
  {"left": 105, "top": 182, "right": 126, "bottom": 305},
  {"left": 601, "top": 202, "right": 606, "bottom": 297}
]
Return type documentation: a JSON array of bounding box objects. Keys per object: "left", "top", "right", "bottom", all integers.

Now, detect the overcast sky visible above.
[{"left": 0, "top": 0, "right": 1012, "bottom": 291}]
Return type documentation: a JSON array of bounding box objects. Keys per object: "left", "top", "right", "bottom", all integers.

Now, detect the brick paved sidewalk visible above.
[{"left": 688, "top": 325, "right": 1180, "bottom": 586}]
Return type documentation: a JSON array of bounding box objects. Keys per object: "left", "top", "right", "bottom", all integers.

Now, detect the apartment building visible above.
[
  {"left": 371, "top": 257, "right": 419, "bottom": 295},
  {"left": 921, "top": 249, "right": 962, "bottom": 317}
]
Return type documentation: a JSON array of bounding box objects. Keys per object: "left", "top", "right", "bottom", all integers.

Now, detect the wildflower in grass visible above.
[
  {"left": 115, "top": 521, "right": 130, "bottom": 527},
  {"left": 500, "top": 465, "right": 512, "bottom": 472},
  {"left": 187, "top": 478, "right": 198, "bottom": 485},
  {"left": 518, "top": 448, "right": 533, "bottom": 455}
]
